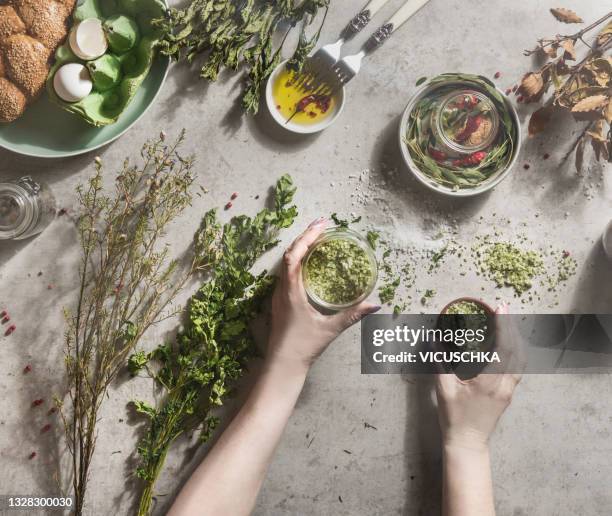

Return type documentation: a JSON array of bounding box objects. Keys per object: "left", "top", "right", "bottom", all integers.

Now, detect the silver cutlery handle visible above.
[
  {"left": 367, "top": 0, "right": 431, "bottom": 48},
  {"left": 345, "top": 0, "right": 392, "bottom": 34}
]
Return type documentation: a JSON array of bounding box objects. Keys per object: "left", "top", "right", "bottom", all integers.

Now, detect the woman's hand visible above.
[
  {"left": 268, "top": 218, "right": 381, "bottom": 372},
  {"left": 437, "top": 304, "right": 523, "bottom": 516},
  {"left": 436, "top": 304, "right": 522, "bottom": 449}
]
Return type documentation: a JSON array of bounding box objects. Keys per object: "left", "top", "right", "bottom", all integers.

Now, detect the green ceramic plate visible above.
[{"left": 0, "top": 55, "right": 169, "bottom": 158}]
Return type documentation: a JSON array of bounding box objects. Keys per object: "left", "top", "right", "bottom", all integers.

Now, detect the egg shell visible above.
[
  {"left": 53, "top": 63, "right": 93, "bottom": 103},
  {"left": 69, "top": 18, "right": 107, "bottom": 61}
]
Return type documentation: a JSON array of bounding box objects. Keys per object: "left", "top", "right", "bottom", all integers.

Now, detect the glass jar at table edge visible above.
[
  {"left": 302, "top": 227, "right": 378, "bottom": 311},
  {"left": 0, "top": 176, "right": 57, "bottom": 240},
  {"left": 431, "top": 89, "right": 500, "bottom": 158}
]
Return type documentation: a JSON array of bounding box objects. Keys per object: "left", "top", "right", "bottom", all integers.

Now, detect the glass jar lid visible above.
[
  {"left": 0, "top": 183, "right": 37, "bottom": 240},
  {"left": 434, "top": 89, "right": 500, "bottom": 154}
]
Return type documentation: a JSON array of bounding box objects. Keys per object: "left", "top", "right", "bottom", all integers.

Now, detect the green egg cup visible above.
[{"left": 46, "top": 0, "right": 166, "bottom": 127}]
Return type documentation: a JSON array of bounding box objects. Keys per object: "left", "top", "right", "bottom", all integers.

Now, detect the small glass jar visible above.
[
  {"left": 0, "top": 176, "right": 56, "bottom": 240},
  {"left": 302, "top": 227, "right": 378, "bottom": 311},
  {"left": 431, "top": 89, "right": 500, "bottom": 158}
]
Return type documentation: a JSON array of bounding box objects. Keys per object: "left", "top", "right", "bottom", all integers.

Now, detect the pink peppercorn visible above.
[{"left": 5, "top": 324, "right": 16, "bottom": 336}]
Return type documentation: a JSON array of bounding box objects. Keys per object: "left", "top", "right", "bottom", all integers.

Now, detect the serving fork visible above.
[
  {"left": 295, "top": 0, "right": 392, "bottom": 92},
  {"left": 298, "top": 0, "right": 432, "bottom": 95}
]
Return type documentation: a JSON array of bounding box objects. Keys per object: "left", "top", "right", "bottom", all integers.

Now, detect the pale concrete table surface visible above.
[{"left": 1, "top": 0, "right": 611, "bottom": 515}]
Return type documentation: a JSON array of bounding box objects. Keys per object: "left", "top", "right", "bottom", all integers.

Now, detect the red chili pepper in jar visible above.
[
  {"left": 455, "top": 115, "right": 483, "bottom": 142},
  {"left": 453, "top": 151, "right": 487, "bottom": 167},
  {"left": 428, "top": 148, "right": 447, "bottom": 162}
]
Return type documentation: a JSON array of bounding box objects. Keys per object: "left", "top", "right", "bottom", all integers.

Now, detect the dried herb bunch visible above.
[
  {"left": 59, "top": 131, "right": 197, "bottom": 515},
  {"left": 154, "top": 0, "right": 330, "bottom": 114},
  {"left": 518, "top": 8, "right": 612, "bottom": 171},
  {"left": 128, "top": 175, "right": 298, "bottom": 515}
]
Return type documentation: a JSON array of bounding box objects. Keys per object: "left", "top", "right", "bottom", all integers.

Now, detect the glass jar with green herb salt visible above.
[
  {"left": 303, "top": 227, "right": 378, "bottom": 311},
  {"left": 0, "top": 176, "right": 56, "bottom": 240}
]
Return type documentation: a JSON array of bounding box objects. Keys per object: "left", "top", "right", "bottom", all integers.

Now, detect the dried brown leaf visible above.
[
  {"left": 604, "top": 98, "right": 612, "bottom": 124},
  {"left": 571, "top": 94, "right": 608, "bottom": 113},
  {"left": 560, "top": 39, "right": 576, "bottom": 60},
  {"left": 587, "top": 119, "right": 606, "bottom": 142},
  {"left": 544, "top": 44, "right": 558, "bottom": 59},
  {"left": 528, "top": 105, "right": 554, "bottom": 136},
  {"left": 550, "top": 7, "right": 583, "bottom": 24},
  {"left": 597, "top": 21, "right": 612, "bottom": 48},
  {"left": 575, "top": 136, "right": 585, "bottom": 173},
  {"left": 518, "top": 72, "right": 546, "bottom": 102},
  {"left": 591, "top": 135, "right": 610, "bottom": 162}
]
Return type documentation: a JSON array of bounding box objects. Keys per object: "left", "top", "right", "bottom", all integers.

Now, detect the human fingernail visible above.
[
  {"left": 308, "top": 217, "right": 326, "bottom": 228},
  {"left": 369, "top": 305, "right": 382, "bottom": 314}
]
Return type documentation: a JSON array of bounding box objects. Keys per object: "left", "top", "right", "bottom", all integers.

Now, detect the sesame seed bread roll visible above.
[
  {"left": 12, "top": 0, "right": 71, "bottom": 49},
  {"left": 3, "top": 34, "right": 51, "bottom": 98},
  {"left": 0, "top": 77, "right": 27, "bottom": 122},
  {"left": 0, "top": 0, "right": 74, "bottom": 122},
  {"left": 0, "top": 5, "right": 26, "bottom": 40}
]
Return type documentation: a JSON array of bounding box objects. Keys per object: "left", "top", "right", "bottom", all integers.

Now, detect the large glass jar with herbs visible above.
[{"left": 0, "top": 176, "right": 56, "bottom": 240}]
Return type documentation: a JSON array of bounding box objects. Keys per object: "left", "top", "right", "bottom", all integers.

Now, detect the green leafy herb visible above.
[
  {"left": 154, "top": 0, "right": 330, "bottom": 114},
  {"left": 366, "top": 230, "right": 380, "bottom": 250},
  {"left": 416, "top": 76, "right": 428, "bottom": 86},
  {"left": 420, "top": 288, "right": 436, "bottom": 305},
  {"left": 130, "top": 175, "right": 298, "bottom": 515},
  {"left": 331, "top": 212, "right": 362, "bottom": 228}
]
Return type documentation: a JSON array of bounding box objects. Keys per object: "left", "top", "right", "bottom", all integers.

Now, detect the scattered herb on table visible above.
[
  {"left": 421, "top": 288, "right": 436, "bottom": 306},
  {"left": 59, "top": 131, "right": 197, "bottom": 515},
  {"left": 366, "top": 230, "right": 380, "bottom": 250},
  {"left": 517, "top": 8, "right": 611, "bottom": 171},
  {"left": 129, "top": 175, "right": 298, "bottom": 516},
  {"left": 475, "top": 241, "right": 545, "bottom": 296},
  {"left": 429, "top": 245, "right": 449, "bottom": 272},
  {"left": 154, "top": 0, "right": 331, "bottom": 114},
  {"left": 331, "top": 212, "right": 362, "bottom": 227}
]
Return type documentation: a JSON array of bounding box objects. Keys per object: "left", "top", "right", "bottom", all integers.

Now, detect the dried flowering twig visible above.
[
  {"left": 58, "top": 131, "right": 201, "bottom": 515},
  {"left": 516, "top": 7, "right": 612, "bottom": 172}
]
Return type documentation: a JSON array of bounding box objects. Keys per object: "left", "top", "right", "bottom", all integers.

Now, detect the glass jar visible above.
[
  {"left": 431, "top": 89, "right": 500, "bottom": 158},
  {"left": 302, "top": 227, "right": 378, "bottom": 311},
  {"left": 0, "top": 176, "right": 56, "bottom": 240}
]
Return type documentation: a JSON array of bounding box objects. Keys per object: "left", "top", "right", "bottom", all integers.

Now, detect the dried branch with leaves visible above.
[
  {"left": 58, "top": 131, "right": 199, "bottom": 515},
  {"left": 517, "top": 7, "right": 612, "bottom": 172}
]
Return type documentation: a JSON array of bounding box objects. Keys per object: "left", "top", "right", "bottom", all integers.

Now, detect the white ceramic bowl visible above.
[
  {"left": 265, "top": 59, "right": 345, "bottom": 134},
  {"left": 398, "top": 78, "right": 521, "bottom": 197}
]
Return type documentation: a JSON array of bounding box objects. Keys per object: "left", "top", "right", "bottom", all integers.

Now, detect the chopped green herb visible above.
[{"left": 305, "top": 237, "right": 374, "bottom": 305}]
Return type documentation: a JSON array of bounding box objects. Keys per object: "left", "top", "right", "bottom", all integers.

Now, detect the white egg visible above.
[
  {"left": 53, "top": 63, "right": 93, "bottom": 103},
  {"left": 69, "top": 18, "right": 107, "bottom": 61}
]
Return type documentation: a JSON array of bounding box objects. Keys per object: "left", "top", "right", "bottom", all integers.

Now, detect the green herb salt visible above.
[
  {"left": 478, "top": 242, "right": 544, "bottom": 295},
  {"left": 305, "top": 238, "right": 373, "bottom": 305},
  {"left": 446, "top": 300, "right": 486, "bottom": 315}
]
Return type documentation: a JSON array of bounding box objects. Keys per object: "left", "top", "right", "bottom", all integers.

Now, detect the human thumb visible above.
[{"left": 333, "top": 302, "right": 381, "bottom": 333}]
